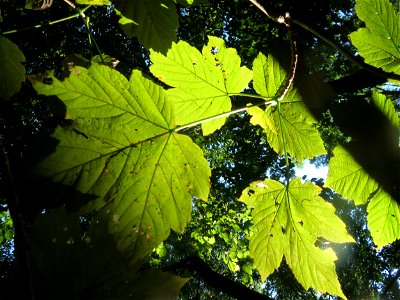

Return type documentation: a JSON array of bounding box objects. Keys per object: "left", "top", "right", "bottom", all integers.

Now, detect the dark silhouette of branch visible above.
[
  {"left": 328, "top": 70, "right": 387, "bottom": 94},
  {"left": 165, "top": 256, "right": 272, "bottom": 300},
  {"left": 249, "top": 0, "right": 400, "bottom": 82},
  {"left": 1, "top": 146, "right": 34, "bottom": 300}
]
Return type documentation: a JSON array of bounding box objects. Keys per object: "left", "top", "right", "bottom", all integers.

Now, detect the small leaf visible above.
[
  {"left": 115, "top": 0, "right": 178, "bottom": 54},
  {"left": 240, "top": 178, "right": 353, "bottom": 299},
  {"left": 32, "top": 63, "right": 211, "bottom": 262},
  {"left": 150, "top": 36, "right": 252, "bottom": 135},
  {"left": 367, "top": 189, "right": 400, "bottom": 248},
  {"left": 252, "top": 52, "right": 285, "bottom": 98},
  {"left": 0, "top": 36, "right": 25, "bottom": 100},
  {"left": 349, "top": 0, "right": 400, "bottom": 75}
]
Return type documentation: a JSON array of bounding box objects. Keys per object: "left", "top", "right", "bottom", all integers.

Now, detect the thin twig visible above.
[
  {"left": 174, "top": 99, "right": 276, "bottom": 132},
  {"left": 248, "top": 1, "right": 299, "bottom": 184},
  {"left": 249, "top": 0, "right": 400, "bottom": 82},
  {"left": 249, "top": 0, "right": 278, "bottom": 22},
  {"left": 292, "top": 19, "right": 400, "bottom": 81},
  {"left": 62, "top": 0, "right": 104, "bottom": 62},
  {"left": 276, "top": 13, "right": 298, "bottom": 101},
  {"left": 2, "top": 6, "right": 91, "bottom": 35}
]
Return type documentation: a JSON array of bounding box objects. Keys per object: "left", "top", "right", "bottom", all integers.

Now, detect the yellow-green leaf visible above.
[
  {"left": 326, "top": 145, "right": 400, "bottom": 248},
  {"left": 32, "top": 63, "right": 211, "bottom": 262},
  {"left": 240, "top": 178, "right": 353, "bottom": 299},
  {"left": 325, "top": 146, "right": 379, "bottom": 205},
  {"left": 367, "top": 189, "right": 400, "bottom": 248},
  {"left": 249, "top": 53, "right": 326, "bottom": 161},
  {"left": 349, "top": 0, "right": 400, "bottom": 75},
  {"left": 150, "top": 36, "right": 252, "bottom": 135}
]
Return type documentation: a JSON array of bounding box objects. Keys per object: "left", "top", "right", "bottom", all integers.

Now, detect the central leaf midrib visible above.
[
  {"left": 164, "top": 54, "right": 229, "bottom": 95},
  {"left": 132, "top": 133, "right": 172, "bottom": 256},
  {"left": 64, "top": 72, "right": 170, "bottom": 131}
]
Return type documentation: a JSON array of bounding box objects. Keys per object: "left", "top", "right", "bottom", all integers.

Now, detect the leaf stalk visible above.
[
  {"left": 2, "top": 6, "right": 91, "bottom": 35},
  {"left": 174, "top": 98, "right": 276, "bottom": 132}
]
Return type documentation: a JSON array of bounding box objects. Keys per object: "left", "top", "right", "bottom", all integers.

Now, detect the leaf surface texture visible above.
[
  {"left": 32, "top": 63, "right": 211, "bottom": 262},
  {"left": 240, "top": 178, "right": 353, "bottom": 299},
  {"left": 150, "top": 36, "right": 252, "bottom": 135}
]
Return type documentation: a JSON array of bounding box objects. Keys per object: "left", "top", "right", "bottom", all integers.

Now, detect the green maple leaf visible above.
[
  {"left": 150, "top": 36, "right": 252, "bottom": 135},
  {"left": 349, "top": 0, "right": 400, "bottom": 75},
  {"left": 0, "top": 35, "right": 26, "bottom": 101},
  {"left": 32, "top": 62, "right": 211, "bottom": 262},
  {"left": 372, "top": 89, "right": 400, "bottom": 128},
  {"left": 115, "top": 0, "right": 178, "bottom": 54},
  {"left": 326, "top": 146, "right": 400, "bottom": 248},
  {"left": 248, "top": 53, "right": 326, "bottom": 161},
  {"left": 325, "top": 146, "right": 379, "bottom": 205},
  {"left": 326, "top": 90, "right": 399, "bottom": 202},
  {"left": 326, "top": 90, "right": 400, "bottom": 247},
  {"left": 240, "top": 178, "right": 354, "bottom": 299},
  {"left": 367, "top": 189, "right": 400, "bottom": 248}
]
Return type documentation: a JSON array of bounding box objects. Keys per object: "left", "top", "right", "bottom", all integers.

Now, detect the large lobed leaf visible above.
[
  {"left": 32, "top": 62, "right": 211, "bottom": 262},
  {"left": 248, "top": 53, "right": 326, "bottom": 161},
  {"left": 0, "top": 35, "right": 25, "bottom": 100},
  {"left": 150, "top": 36, "right": 252, "bottom": 135},
  {"left": 240, "top": 178, "right": 354, "bottom": 299},
  {"left": 349, "top": 0, "right": 400, "bottom": 75},
  {"left": 115, "top": 0, "right": 178, "bottom": 54},
  {"left": 325, "top": 90, "right": 400, "bottom": 248},
  {"left": 326, "top": 146, "right": 400, "bottom": 248}
]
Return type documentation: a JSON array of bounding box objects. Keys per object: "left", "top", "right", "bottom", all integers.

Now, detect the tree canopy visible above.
[{"left": 0, "top": 0, "right": 399, "bottom": 299}]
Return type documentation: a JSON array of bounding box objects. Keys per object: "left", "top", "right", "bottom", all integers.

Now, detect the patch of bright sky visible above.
[{"left": 295, "top": 159, "right": 328, "bottom": 181}]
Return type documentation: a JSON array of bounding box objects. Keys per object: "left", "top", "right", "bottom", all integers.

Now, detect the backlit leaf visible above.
[
  {"left": 115, "top": 0, "right": 178, "bottom": 54},
  {"left": 372, "top": 89, "right": 400, "bottom": 128},
  {"left": 32, "top": 63, "right": 210, "bottom": 262},
  {"left": 326, "top": 90, "right": 399, "bottom": 205},
  {"left": 150, "top": 36, "right": 252, "bottom": 135},
  {"left": 240, "top": 178, "right": 353, "bottom": 299},
  {"left": 0, "top": 35, "right": 25, "bottom": 100},
  {"left": 325, "top": 146, "right": 379, "bottom": 205},
  {"left": 249, "top": 53, "right": 326, "bottom": 161},
  {"left": 326, "top": 146, "right": 400, "bottom": 248},
  {"left": 349, "top": 0, "right": 400, "bottom": 75},
  {"left": 367, "top": 189, "right": 400, "bottom": 248}
]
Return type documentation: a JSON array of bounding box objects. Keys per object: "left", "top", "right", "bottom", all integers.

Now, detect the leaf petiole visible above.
[
  {"left": 2, "top": 5, "right": 92, "bottom": 35},
  {"left": 174, "top": 98, "right": 277, "bottom": 132}
]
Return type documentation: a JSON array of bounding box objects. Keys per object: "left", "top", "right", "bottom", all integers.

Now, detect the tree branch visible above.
[
  {"left": 249, "top": 0, "right": 400, "bottom": 82},
  {"left": 165, "top": 256, "right": 272, "bottom": 300},
  {"left": 1, "top": 146, "right": 34, "bottom": 299}
]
